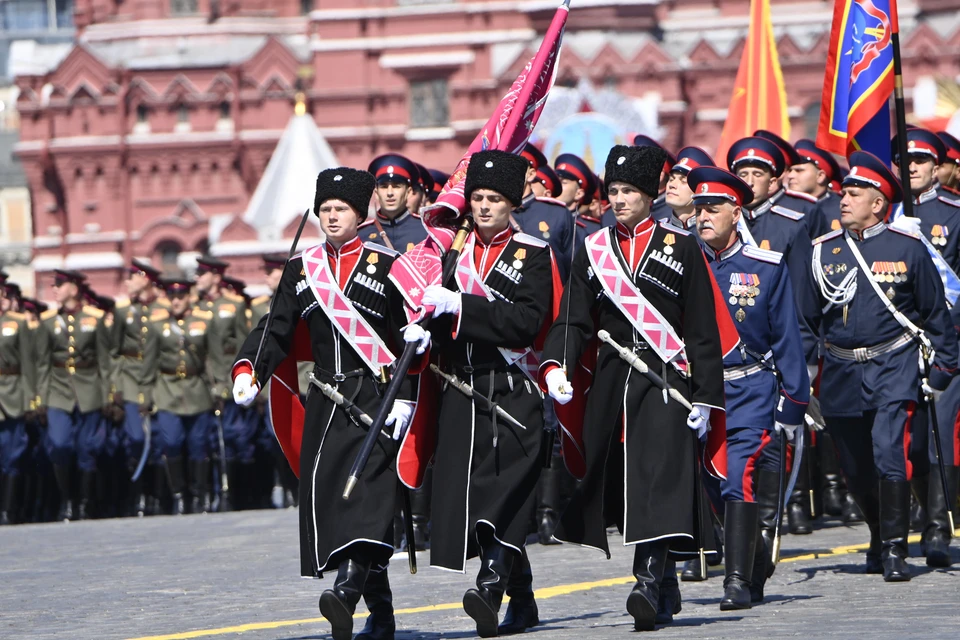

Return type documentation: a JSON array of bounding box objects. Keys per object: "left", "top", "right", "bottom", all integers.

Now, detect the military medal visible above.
[
  {"left": 735, "top": 308, "right": 746, "bottom": 322},
  {"left": 513, "top": 247, "right": 526, "bottom": 270},
  {"left": 663, "top": 233, "right": 676, "bottom": 256},
  {"left": 886, "top": 287, "right": 896, "bottom": 300},
  {"left": 366, "top": 252, "right": 378, "bottom": 274},
  {"left": 539, "top": 220, "right": 551, "bottom": 240},
  {"left": 932, "top": 225, "right": 946, "bottom": 247}
]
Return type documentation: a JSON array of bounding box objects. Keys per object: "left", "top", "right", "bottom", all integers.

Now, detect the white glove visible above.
[
  {"left": 545, "top": 368, "right": 573, "bottom": 405},
  {"left": 775, "top": 422, "right": 800, "bottom": 441},
  {"left": 385, "top": 400, "right": 415, "bottom": 441},
  {"left": 232, "top": 373, "right": 259, "bottom": 407},
  {"left": 686, "top": 404, "right": 710, "bottom": 439},
  {"left": 922, "top": 380, "right": 944, "bottom": 402},
  {"left": 422, "top": 285, "right": 462, "bottom": 317},
  {"left": 403, "top": 324, "right": 431, "bottom": 355},
  {"left": 890, "top": 216, "right": 922, "bottom": 237}
]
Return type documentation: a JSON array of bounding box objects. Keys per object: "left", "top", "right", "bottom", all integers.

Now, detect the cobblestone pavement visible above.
[{"left": 1, "top": 510, "right": 957, "bottom": 640}]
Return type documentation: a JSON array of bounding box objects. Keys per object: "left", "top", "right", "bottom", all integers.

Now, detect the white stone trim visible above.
[
  {"left": 379, "top": 50, "right": 475, "bottom": 70},
  {"left": 311, "top": 29, "right": 536, "bottom": 53},
  {"left": 33, "top": 251, "right": 125, "bottom": 271},
  {"left": 405, "top": 127, "right": 456, "bottom": 142}
]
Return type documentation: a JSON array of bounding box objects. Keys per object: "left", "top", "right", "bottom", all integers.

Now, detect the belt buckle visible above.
[
  {"left": 853, "top": 347, "right": 868, "bottom": 362},
  {"left": 333, "top": 373, "right": 346, "bottom": 383}
]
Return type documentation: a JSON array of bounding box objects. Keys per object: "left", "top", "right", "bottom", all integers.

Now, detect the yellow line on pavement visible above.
[{"left": 127, "top": 534, "right": 921, "bottom": 640}]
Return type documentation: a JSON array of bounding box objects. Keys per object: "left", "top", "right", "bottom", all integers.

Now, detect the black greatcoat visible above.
[
  {"left": 429, "top": 231, "right": 554, "bottom": 572},
  {"left": 541, "top": 222, "right": 725, "bottom": 557},
  {"left": 235, "top": 240, "right": 412, "bottom": 578}
]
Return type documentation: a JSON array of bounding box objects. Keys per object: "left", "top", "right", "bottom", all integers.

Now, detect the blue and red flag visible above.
[{"left": 817, "top": 0, "right": 897, "bottom": 164}]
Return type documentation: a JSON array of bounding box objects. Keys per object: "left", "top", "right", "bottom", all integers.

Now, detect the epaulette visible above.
[
  {"left": 150, "top": 308, "right": 169, "bottom": 322},
  {"left": 114, "top": 297, "right": 131, "bottom": 309},
  {"left": 887, "top": 226, "right": 923, "bottom": 241},
  {"left": 535, "top": 196, "right": 568, "bottom": 207},
  {"left": 358, "top": 218, "right": 375, "bottom": 228},
  {"left": 82, "top": 305, "right": 105, "bottom": 319},
  {"left": 157, "top": 298, "right": 171, "bottom": 307},
  {"left": 252, "top": 295, "right": 270, "bottom": 306},
  {"left": 513, "top": 232, "right": 548, "bottom": 248},
  {"left": 363, "top": 241, "right": 400, "bottom": 257},
  {"left": 784, "top": 188, "right": 818, "bottom": 203},
  {"left": 771, "top": 205, "right": 804, "bottom": 221},
  {"left": 222, "top": 291, "right": 244, "bottom": 303},
  {"left": 4, "top": 311, "right": 25, "bottom": 321},
  {"left": 939, "top": 195, "right": 960, "bottom": 209},
  {"left": 659, "top": 220, "right": 691, "bottom": 236},
  {"left": 812, "top": 229, "right": 844, "bottom": 245},
  {"left": 191, "top": 308, "right": 214, "bottom": 320},
  {"left": 41, "top": 309, "right": 58, "bottom": 321},
  {"left": 743, "top": 245, "right": 783, "bottom": 265}
]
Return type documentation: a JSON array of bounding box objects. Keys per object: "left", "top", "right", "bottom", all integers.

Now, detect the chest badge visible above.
[
  {"left": 871, "top": 261, "right": 905, "bottom": 284},
  {"left": 513, "top": 247, "right": 527, "bottom": 270},
  {"left": 368, "top": 232, "right": 378, "bottom": 240},
  {"left": 886, "top": 287, "right": 896, "bottom": 300},
  {"left": 832, "top": 246, "right": 842, "bottom": 255},
  {"left": 663, "top": 233, "right": 676, "bottom": 256},
  {"left": 931, "top": 224, "right": 948, "bottom": 247},
  {"left": 729, "top": 273, "right": 759, "bottom": 307},
  {"left": 366, "top": 252, "right": 379, "bottom": 275},
  {"left": 539, "top": 220, "right": 550, "bottom": 239},
  {"left": 735, "top": 308, "right": 746, "bottom": 323},
  {"left": 406, "top": 242, "right": 415, "bottom": 252}
]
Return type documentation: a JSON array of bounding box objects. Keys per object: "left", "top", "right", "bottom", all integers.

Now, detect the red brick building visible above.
[{"left": 12, "top": 0, "right": 960, "bottom": 297}]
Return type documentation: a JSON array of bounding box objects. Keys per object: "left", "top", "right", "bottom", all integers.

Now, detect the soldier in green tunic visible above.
[{"left": 141, "top": 278, "right": 223, "bottom": 515}]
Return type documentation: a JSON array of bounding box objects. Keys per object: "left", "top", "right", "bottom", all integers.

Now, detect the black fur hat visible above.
[
  {"left": 314, "top": 167, "right": 376, "bottom": 220},
  {"left": 604, "top": 145, "right": 667, "bottom": 198},
  {"left": 464, "top": 150, "right": 528, "bottom": 207}
]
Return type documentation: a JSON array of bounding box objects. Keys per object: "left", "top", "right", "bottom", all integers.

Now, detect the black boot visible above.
[
  {"left": 126, "top": 459, "right": 146, "bottom": 518},
  {"left": 626, "top": 540, "right": 669, "bottom": 631},
  {"left": 536, "top": 460, "right": 562, "bottom": 545},
  {"left": 409, "top": 468, "right": 432, "bottom": 551},
  {"left": 924, "top": 467, "right": 956, "bottom": 568},
  {"left": 909, "top": 475, "right": 928, "bottom": 533},
  {"left": 77, "top": 470, "right": 96, "bottom": 520},
  {"left": 842, "top": 493, "right": 865, "bottom": 523},
  {"left": 851, "top": 488, "right": 883, "bottom": 574},
  {"left": 819, "top": 432, "right": 845, "bottom": 517},
  {"left": 787, "top": 454, "right": 813, "bottom": 534},
  {"left": 355, "top": 567, "right": 395, "bottom": 640},
  {"left": 756, "top": 469, "right": 780, "bottom": 578},
  {"left": 190, "top": 459, "right": 211, "bottom": 514},
  {"left": 148, "top": 463, "right": 165, "bottom": 515},
  {"left": 880, "top": 479, "right": 911, "bottom": 582},
  {"left": 52, "top": 464, "right": 74, "bottom": 522},
  {"left": 0, "top": 474, "right": 19, "bottom": 525},
  {"left": 680, "top": 556, "right": 706, "bottom": 581},
  {"left": 463, "top": 541, "right": 514, "bottom": 638},
  {"left": 319, "top": 557, "right": 371, "bottom": 640},
  {"left": 655, "top": 558, "right": 681, "bottom": 624},
  {"left": 165, "top": 456, "right": 186, "bottom": 516},
  {"left": 218, "top": 461, "right": 233, "bottom": 513},
  {"left": 499, "top": 548, "right": 539, "bottom": 635},
  {"left": 720, "top": 501, "right": 759, "bottom": 610}
]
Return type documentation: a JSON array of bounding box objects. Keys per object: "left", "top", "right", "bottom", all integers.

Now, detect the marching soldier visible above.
[
  {"left": 936, "top": 131, "right": 960, "bottom": 205},
  {"left": 542, "top": 145, "right": 727, "bottom": 632},
  {"left": 421, "top": 150, "right": 559, "bottom": 637},
  {"left": 753, "top": 130, "right": 827, "bottom": 238},
  {"left": 141, "top": 278, "right": 222, "bottom": 515},
  {"left": 194, "top": 256, "right": 250, "bottom": 511},
  {"left": 802, "top": 151, "right": 958, "bottom": 581},
  {"left": 664, "top": 146, "right": 715, "bottom": 232},
  {"left": 790, "top": 139, "right": 843, "bottom": 233},
  {"left": 36, "top": 270, "right": 113, "bottom": 521},
  {"left": 361, "top": 153, "right": 429, "bottom": 253},
  {"left": 0, "top": 283, "right": 37, "bottom": 525},
  {"left": 691, "top": 166, "right": 810, "bottom": 608},
  {"left": 631, "top": 135, "right": 676, "bottom": 221},
  {"left": 231, "top": 167, "right": 423, "bottom": 640},
  {"left": 112, "top": 259, "right": 168, "bottom": 515}
]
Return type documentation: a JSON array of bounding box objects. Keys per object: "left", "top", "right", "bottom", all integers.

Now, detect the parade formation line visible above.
[{"left": 127, "top": 534, "right": 916, "bottom": 640}]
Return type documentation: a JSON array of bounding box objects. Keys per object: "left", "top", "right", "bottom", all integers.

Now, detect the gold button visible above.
[
  {"left": 178, "top": 319, "right": 184, "bottom": 326},
  {"left": 179, "top": 350, "right": 185, "bottom": 355},
  {"left": 141, "top": 316, "right": 147, "bottom": 322},
  {"left": 68, "top": 346, "right": 75, "bottom": 354},
  {"left": 141, "top": 326, "right": 148, "bottom": 334},
  {"left": 68, "top": 336, "right": 75, "bottom": 344},
  {"left": 67, "top": 325, "right": 74, "bottom": 333},
  {"left": 67, "top": 315, "right": 74, "bottom": 322}
]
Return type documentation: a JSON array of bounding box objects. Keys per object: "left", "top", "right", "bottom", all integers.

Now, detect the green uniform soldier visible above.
[
  {"left": 0, "top": 282, "right": 38, "bottom": 525},
  {"left": 35, "top": 270, "right": 112, "bottom": 521},
  {"left": 141, "top": 278, "right": 223, "bottom": 515},
  {"left": 194, "top": 256, "right": 251, "bottom": 510}
]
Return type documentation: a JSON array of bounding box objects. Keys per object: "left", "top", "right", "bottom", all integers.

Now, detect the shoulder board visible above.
[
  {"left": 41, "top": 309, "right": 58, "bottom": 321},
  {"left": 513, "top": 232, "right": 548, "bottom": 248},
  {"left": 114, "top": 297, "right": 131, "bottom": 309},
  {"left": 770, "top": 205, "right": 804, "bottom": 221},
  {"left": 784, "top": 189, "right": 817, "bottom": 203},
  {"left": 812, "top": 229, "right": 844, "bottom": 245},
  {"left": 5, "top": 311, "right": 25, "bottom": 321},
  {"left": 938, "top": 195, "right": 960, "bottom": 208},
  {"left": 535, "top": 196, "right": 568, "bottom": 207},
  {"left": 575, "top": 219, "right": 586, "bottom": 228},
  {"left": 358, "top": 219, "right": 375, "bottom": 228},
  {"left": 659, "top": 220, "right": 691, "bottom": 236},
  {"left": 743, "top": 245, "right": 783, "bottom": 265},
  {"left": 82, "top": 305, "right": 105, "bottom": 319},
  {"left": 222, "top": 292, "right": 244, "bottom": 303},
  {"left": 156, "top": 298, "right": 171, "bottom": 307},
  {"left": 150, "top": 308, "right": 169, "bottom": 321},
  {"left": 363, "top": 241, "right": 400, "bottom": 257},
  {"left": 252, "top": 295, "right": 271, "bottom": 306},
  {"left": 191, "top": 308, "right": 214, "bottom": 320},
  {"left": 887, "top": 226, "right": 923, "bottom": 241}
]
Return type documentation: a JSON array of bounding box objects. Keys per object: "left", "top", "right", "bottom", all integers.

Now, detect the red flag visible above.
[{"left": 715, "top": 0, "right": 790, "bottom": 163}]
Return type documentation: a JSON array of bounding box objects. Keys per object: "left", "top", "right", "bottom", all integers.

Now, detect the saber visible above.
[
  {"left": 429, "top": 364, "right": 527, "bottom": 431},
  {"left": 772, "top": 429, "right": 788, "bottom": 565},
  {"left": 784, "top": 424, "right": 805, "bottom": 516},
  {"left": 215, "top": 408, "right": 229, "bottom": 494},
  {"left": 308, "top": 374, "right": 418, "bottom": 573},
  {"left": 923, "top": 375, "right": 958, "bottom": 536},
  {"left": 247, "top": 208, "right": 311, "bottom": 389},
  {"left": 131, "top": 412, "right": 151, "bottom": 482},
  {"left": 597, "top": 330, "right": 692, "bottom": 411}
]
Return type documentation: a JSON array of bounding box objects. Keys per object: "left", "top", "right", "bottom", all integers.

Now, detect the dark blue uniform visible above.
[
  {"left": 902, "top": 187, "right": 960, "bottom": 273},
  {"left": 706, "top": 239, "right": 809, "bottom": 502},
  {"left": 770, "top": 188, "right": 825, "bottom": 238},
  {"left": 803, "top": 224, "right": 957, "bottom": 484},
  {"left": 512, "top": 194, "right": 576, "bottom": 279},
  {"left": 817, "top": 190, "right": 842, "bottom": 233},
  {"left": 938, "top": 184, "right": 960, "bottom": 208},
  {"left": 359, "top": 210, "right": 428, "bottom": 254},
  {"left": 574, "top": 214, "right": 603, "bottom": 250}
]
